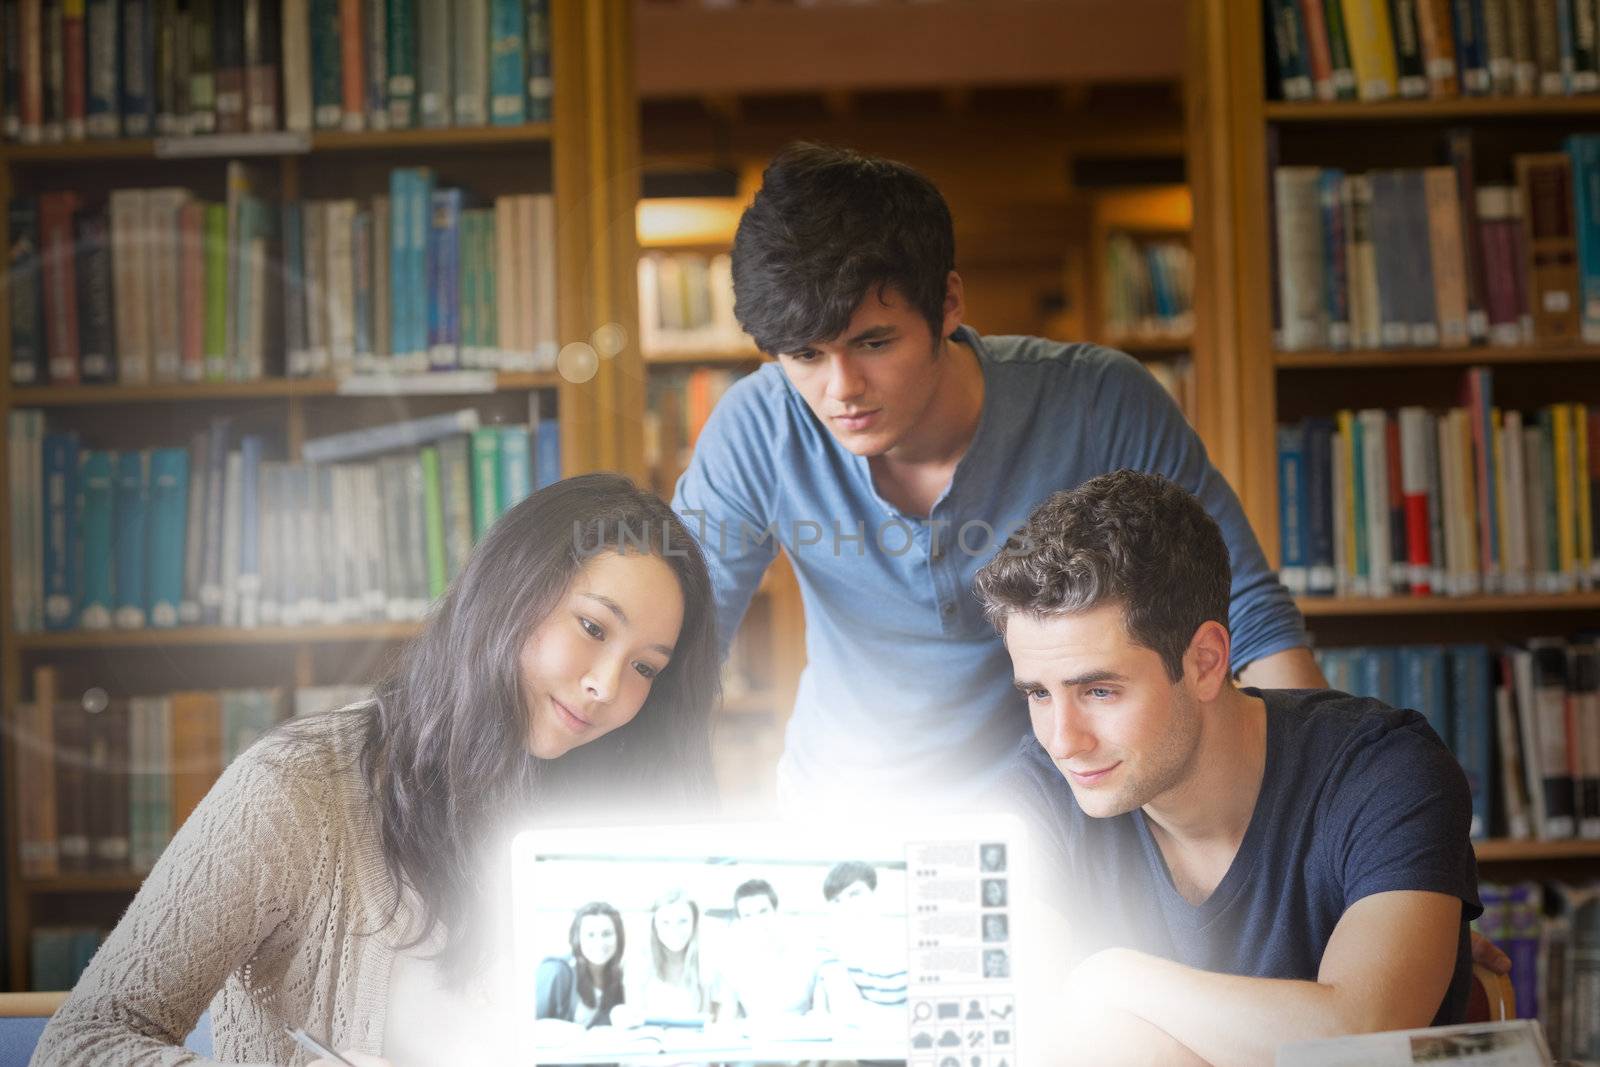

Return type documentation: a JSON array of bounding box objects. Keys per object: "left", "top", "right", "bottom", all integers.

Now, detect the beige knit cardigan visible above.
[{"left": 33, "top": 711, "right": 400, "bottom": 1066}]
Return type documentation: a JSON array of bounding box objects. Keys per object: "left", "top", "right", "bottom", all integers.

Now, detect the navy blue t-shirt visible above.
[{"left": 1004, "top": 687, "right": 1483, "bottom": 1025}]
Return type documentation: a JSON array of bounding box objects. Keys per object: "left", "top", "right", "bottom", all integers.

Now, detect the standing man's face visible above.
[
  {"left": 830, "top": 880, "right": 874, "bottom": 911},
  {"left": 735, "top": 893, "right": 778, "bottom": 947},
  {"left": 774, "top": 280, "right": 963, "bottom": 459}
]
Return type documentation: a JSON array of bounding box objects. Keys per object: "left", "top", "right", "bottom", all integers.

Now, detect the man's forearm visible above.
[
  {"left": 1236, "top": 646, "right": 1327, "bottom": 689},
  {"left": 1081, "top": 949, "right": 1380, "bottom": 1067},
  {"left": 1058, "top": 995, "right": 1212, "bottom": 1067}
]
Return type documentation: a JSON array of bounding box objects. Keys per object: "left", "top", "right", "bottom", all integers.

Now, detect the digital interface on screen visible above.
[{"left": 511, "top": 821, "right": 1025, "bottom": 1067}]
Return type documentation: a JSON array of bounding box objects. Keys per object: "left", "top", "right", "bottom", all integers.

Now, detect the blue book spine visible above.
[
  {"left": 1304, "top": 416, "right": 1336, "bottom": 594},
  {"left": 411, "top": 169, "right": 434, "bottom": 369},
  {"left": 1276, "top": 423, "right": 1309, "bottom": 595},
  {"left": 1349, "top": 415, "right": 1370, "bottom": 589},
  {"left": 353, "top": 210, "right": 372, "bottom": 363},
  {"left": 1570, "top": 136, "right": 1600, "bottom": 342},
  {"left": 1356, "top": 646, "right": 1401, "bottom": 706},
  {"left": 146, "top": 447, "right": 188, "bottom": 628},
  {"left": 1448, "top": 644, "right": 1493, "bottom": 840},
  {"left": 498, "top": 424, "right": 531, "bottom": 512},
  {"left": 85, "top": 0, "right": 120, "bottom": 137},
  {"left": 525, "top": 0, "right": 551, "bottom": 121},
  {"left": 119, "top": 0, "right": 154, "bottom": 137},
  {"left": 113, "top": 450, "right": 149, "bottom": 628},
  {"left": 389, "top": 168, "right": 411, "bottom": 365},
  {"left": 534, "top": 418, "right": 560, "bottom": 490},
  {"left": 1559, "top": 0, "right": 1578, "bottom": 92},
  {"left": 429, "top": 187, "right": 462, "bottom": 369},
  {"left": 41, "top": 432, "right": 79, "bottom": 630},
  {"left": 489, "top": 0, "right": 526, "bottom": 125},
  {"left": 1451, "top": 0, "right": 1489, "bottom": 95},
  {"left": 1321, "top": 648, "right": 1354, "bottom": 695},
  {"left": 238, "top": 435, "right": 261, "bottom": 627},
  {"left": 77, "top": 449, "right": 116, "bottom": 630},
  {"left": 1317, "top": 169, "right": 1349, "bottom": 347},
  {"left": 1398, "top": 645, "right": 1450, "bottom": 747}
]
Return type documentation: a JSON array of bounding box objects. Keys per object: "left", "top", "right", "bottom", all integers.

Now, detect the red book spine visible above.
[
  {"left": 339, "top": 0, "right": 365, "bottom": 130},
  {"left": 62, "top": 2, "right": 84, "bottom": 138},
  {"left": 1296, "top": 0, "right": 1335, "bottom": 100},
  {"left": 39, "top": 191, "right": 81, "bottom": 384}
]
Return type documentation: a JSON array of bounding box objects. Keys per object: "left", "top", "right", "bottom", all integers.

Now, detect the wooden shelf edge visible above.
[
  {"left": 15, "top": 621, "right": 423, "bottom": 651},
  {"left": 1265, "top": 97, "right": 1600, "bottom": 122},
  {"left": 21, "top": 876, "right": 146, "bottom": 894},
  {"left": 1474, "top": 839, "right": 1600, "bottom": 862},
  {"left": 1296, "top": 592, "right": 1600, "bottom": 616},
  {"left": 0, "top": 123, "right": 553, "bottom": 163},
  {"left": 644, "top": 349, "right": 765, "bottom": 366},
  {"left": 4, "top": 371, "right": 561, "bottom": 407},
  {"left": 1276, "top": 345, "right": 1600, "bottom": 369}
]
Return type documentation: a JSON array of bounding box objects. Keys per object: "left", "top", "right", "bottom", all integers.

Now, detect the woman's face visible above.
[
  {"left": 653, "top": 899, "right": 696, "bottom": 955},
  {"left": 577, "top": 914, "right": 619, "bottom": 967},
  {"left": 521, "top": 550, "right": 685, "bottom": 760}
]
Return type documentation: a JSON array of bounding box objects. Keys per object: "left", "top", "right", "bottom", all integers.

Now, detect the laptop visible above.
[{"left": 509, "top": 813, "right": 1049, "bottom": 1066}]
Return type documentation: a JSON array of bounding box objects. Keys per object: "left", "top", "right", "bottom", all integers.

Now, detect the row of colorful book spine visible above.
[
  {"left": 1474, "top": 881, "right": 1600, "bottom": 1060},
  {"left": 13, "top": 674, "right": 371, "bottom": 882},
  {"left": 7, "top": 406, "right": 561, "bottom": 634},
  {"left": 0, "top": 0, "right": 552, "bottom": 144},
  {"left": 637, "top": 251, "right": 746, "bottom": 357},
  {"left": 1273, "top": 135, "right": 1600, "bottom": 353},
  {"left": 642, "top": 366, "right": 746, "bottom": 497},
  {"left": 7, "top": 165, "right": 558, "bottom": 387},
  {"left": 1101, "top": 233, "right": 1193, "bottom": 342},
  {"left": 1276, "top": 373, "right": 1598, "bottom": 597},
  {"left": 1267, "top": 0, "right": 1600, "bottom": 103},
  {"left": 1315, "top": 638, "right": 1599, "bottom": 844}
]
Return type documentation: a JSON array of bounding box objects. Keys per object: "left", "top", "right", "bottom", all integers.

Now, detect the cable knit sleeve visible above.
[{"left": 32, "top": 739, "right": 335, "bottom": 1067}]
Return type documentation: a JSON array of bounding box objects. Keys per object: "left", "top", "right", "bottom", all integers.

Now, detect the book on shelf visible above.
[
  {"left": 1270, "top": 132, "right": 1600, "bottom": 353},
  {"left": 1276, "top": 368, "right": 1597, "bottom": 598},
  {"left": 6, "top": 409, "right": 549, "bottom": 633},
  {"left": 1314, "top": 638, "right": 1600, "bottom": 845},
  {"left": 638, "top": 250, "right": 751, "bottom": 358},
  {"left": 6, "top": 172, "right": 558, "bottom": 386},
  {"left": 642, "top": 366, "right": 748, "bottom": 498},
  {"left": 1473, "top": 880, "right": 1600, "bottom": 1060},
  {"left": 1100, "top": 233, "right": 1194, "bottom": 342},
  {"left": 13, "top": 673, "right": 376, "bottom": 888},
  {"left": 2, "top": 0, "right": 553, "bottom": 144},
  {"left": 30, "top": 926, "right": 108, "bottom": 993},
  {"left": 1268, "top": 0, "right": 1600, "bottom": 102}
]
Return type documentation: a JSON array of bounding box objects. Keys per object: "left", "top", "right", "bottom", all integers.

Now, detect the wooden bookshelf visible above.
[
  {"left": 1296, "top": 592, "right": 1600, "bottom": 617},
  {"left": 0, "top": 0, "right": 644, "bottom": 992},
  {"left": 1474, "top": 839, "right": 1600, "bottom": 863},
  {"left": 1265, "top": 97, "right": 1600, "bottom": 123},
  {"left": 11, "top": 622, "right": 424, "bottom": 652},
  {"left": 4, "top": 372, "right": 563, "bottom": 407},
  {"left": 1190, "top": 0, "right": 1600, "bottom": 955},
  {"left": 1276, "top": 344, "right": 1600, "bottom": 369},
  {"left": 643, "top": 348, "right": 764, "bottom": 366}
]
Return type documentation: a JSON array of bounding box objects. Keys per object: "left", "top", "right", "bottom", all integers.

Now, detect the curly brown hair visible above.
[{"left": 972, "top": 470, "right": 1231, "bottom": 681}]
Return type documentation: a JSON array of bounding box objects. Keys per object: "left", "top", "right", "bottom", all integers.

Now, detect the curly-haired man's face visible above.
[
  {"left": 1005, "top": 602, "right": 1202, "bottom": 820},
  {"left": 773, "top": 283, "right": 962, "bottom": 459}
]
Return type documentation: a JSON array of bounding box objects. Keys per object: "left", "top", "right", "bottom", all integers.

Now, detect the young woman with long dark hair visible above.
[
  {"left": 34, "top": 474, "right": 721, "bottom": 1067},
  {"left": 535, "top": 901, "right": 629, "bottom": 1027}
]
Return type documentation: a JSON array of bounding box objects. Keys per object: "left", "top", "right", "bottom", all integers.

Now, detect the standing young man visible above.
[
  {"left": 673, "top": 142, "right": 1323, "bottom": 811},
  {"left": 975, "top": 471, "right": 1479, "bottom": 1064}
]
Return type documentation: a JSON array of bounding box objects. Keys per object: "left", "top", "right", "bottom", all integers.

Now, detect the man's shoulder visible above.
[
  {"left": 975, "top": 331, "right": 1137, "bottom": 376},
  {"left": 1263, "top": 688, "right": 1468, "bottom": 804}
]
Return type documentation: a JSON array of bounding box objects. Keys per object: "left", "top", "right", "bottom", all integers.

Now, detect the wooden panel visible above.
[{"left": 636, "top": 0, "right": 1185, "bottom": 96}]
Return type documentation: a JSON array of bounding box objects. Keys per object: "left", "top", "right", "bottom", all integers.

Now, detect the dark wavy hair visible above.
[
  {"left": 359, "top": 473, "right": 719, "bottom": 987},
  {"left": 731, "top": 142, "right": 955, "bottom": 355},
  {"left": 973, "top": 470, "right": 1231, "bottom": 681},
  {"left": 569, "top": 901, "right": 627, "bottom": 1015}
]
